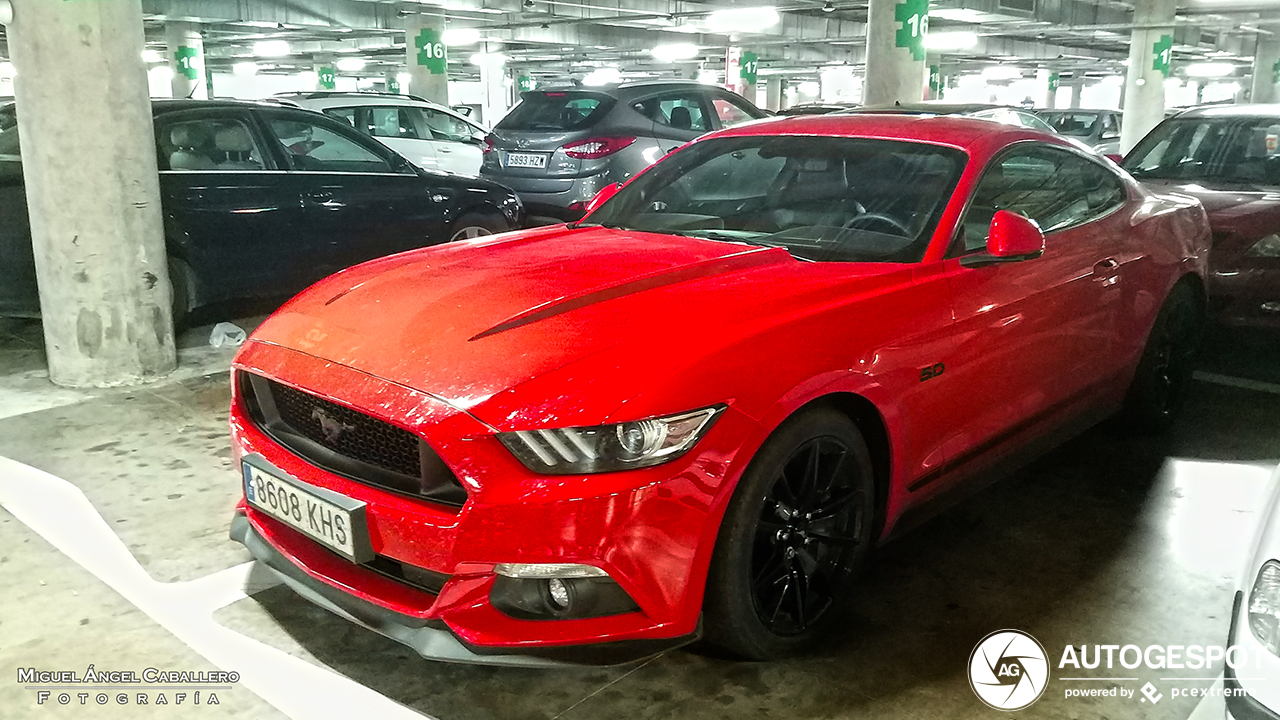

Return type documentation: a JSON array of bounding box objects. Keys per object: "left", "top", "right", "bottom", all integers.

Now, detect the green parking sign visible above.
[
  {"left": 740, "top": 51, "right": 759, "bottom": 85},
  {"left": 415, "top": 29, "right": 448, "bottom": 75},
  {"left": 1152, "top": 35, "right": 1173, "bottom": 77},
  {"left": 317, "top": 66, "right": 336, "bottom": 90},
  {"left": 175, "top": 46, "right": 198, "bottom": 80},
  {"left": 894, "top": 0, "right": 928, "bottom": 62}
]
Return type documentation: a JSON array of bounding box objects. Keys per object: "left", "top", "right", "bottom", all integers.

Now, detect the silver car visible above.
[
  {"left": 1035, "top": 109, "right": 1123, "bottom": 155},
  {"left": 481, "top": 80, "right": 768, "bottom": 222}
]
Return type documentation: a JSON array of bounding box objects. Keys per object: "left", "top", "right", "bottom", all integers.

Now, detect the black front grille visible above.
[
  {"left": 239, "top": 373, "right": 467, "bottom": 508},
  {"left": 269, "top": 380, "right": 422, "bottom": 478}
]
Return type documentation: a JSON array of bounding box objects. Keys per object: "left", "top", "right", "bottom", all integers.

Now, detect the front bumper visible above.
[
  {"left": 228, "top": 341, "right": 752, "bottom": 663},
  {"left": 230, "top": 512, "right": 698, "bottom": 666},
  {"left": 1226, "top": 591, "right": 1280, "bottom": 720}
]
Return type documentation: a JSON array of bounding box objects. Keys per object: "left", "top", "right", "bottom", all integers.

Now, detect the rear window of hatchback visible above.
[{"left": 497, "top": 91, "right": 616, "bottom": 132}]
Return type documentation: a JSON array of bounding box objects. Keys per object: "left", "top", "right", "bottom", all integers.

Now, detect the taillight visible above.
[
  {"left": 562, "top": 136, "right": 636, "bottom": 159},
  {"left": 483, "top": 135, "right": 496, "bottom": 154}
]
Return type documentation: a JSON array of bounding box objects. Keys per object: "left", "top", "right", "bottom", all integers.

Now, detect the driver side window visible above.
[
  {"left": 957, "top": 146, "right": 1124, "bottom": 254},
  {"left": 266, "top": 115, "right": 395, "bottom": 173}
]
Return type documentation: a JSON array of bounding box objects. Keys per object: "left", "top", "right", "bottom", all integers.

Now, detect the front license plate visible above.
[
  {"left": 242, "top": 457, "right": 374, "bottom": 563},
  {"left": 505, "top": 152, "right": 547, "bottom": 169}
]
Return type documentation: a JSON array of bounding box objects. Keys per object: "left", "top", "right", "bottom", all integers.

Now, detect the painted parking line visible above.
[
  {"left": 1193, "top": 371, "right": 1280, "bottom": 395},
  {"left": 0, "top": 455, "right": 434, "bottom": 720}
]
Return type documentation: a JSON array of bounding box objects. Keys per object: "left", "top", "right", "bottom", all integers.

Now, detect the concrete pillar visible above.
[
  {"left": 765, "top": 77, "right": 783, "bottom": 111},
  {"left": 1070, "top": 81, "right": 1083, "bottom": 108},
  {"left": 1252, "top": 38, "right": 1280, "bottom": 104},
  {"left": 476, "top": 49, "right": 506, "bottom": 128},
  {"left": 864, "top": 0, "right": 927, "bottom": 105},
  {"left": 1035, "top": 69, "right": 1053, "bottom": 108},
  {"left": 1119, "top": 0, "right": 1176, "bottom": 153},
  {"left": 165, "top": 22, "right": 205, "bottom": 100},
  {"left": 404, "top": 14, "right": 448, "bottom": 105},
  {"left": 8, "top": 0, "right": 176, "bottom": 387}
]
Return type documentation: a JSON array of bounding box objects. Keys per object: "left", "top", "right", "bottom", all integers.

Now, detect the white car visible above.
[
  {"left": 277, "top": 92, "right": 487, "bottom": 176},
  {"left": 1226, "top": 461, "right": 1280, "bottom": 720}
]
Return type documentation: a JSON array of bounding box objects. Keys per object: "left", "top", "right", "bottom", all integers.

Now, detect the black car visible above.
[{"left": 0, "top": 99, "right": 524, "bottom": 322}]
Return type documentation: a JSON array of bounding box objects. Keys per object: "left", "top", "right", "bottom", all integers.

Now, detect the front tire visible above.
[
  {"left": 703, "top": 407, "right": 876, "bottom": 660},
  {"left": 1121, "top": 281, "right": 1204, "bottom": 433},
  {"left": 448, "top": 212, "right": 507, "bottom": 242}
]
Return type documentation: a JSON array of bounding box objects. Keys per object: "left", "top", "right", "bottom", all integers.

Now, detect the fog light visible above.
[{"left": 547, "top": 578, "right": 571, "bottom": 610}]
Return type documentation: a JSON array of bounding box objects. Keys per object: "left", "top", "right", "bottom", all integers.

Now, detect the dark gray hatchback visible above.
[{"left": 480, "top": 80, "right": 768, "bottom": 222}]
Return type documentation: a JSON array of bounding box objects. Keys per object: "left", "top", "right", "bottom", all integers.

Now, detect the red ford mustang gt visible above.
[{"left": 229, "top": 114, "right": 1210, "bottom": 665}]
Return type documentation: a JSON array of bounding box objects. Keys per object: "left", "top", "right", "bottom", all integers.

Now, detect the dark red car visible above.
[
  {"left": 229, "top": 114, "right": 1210, "bottom": 665},
  {"left": 1124, "top": 104, "right": 1280, "bottom": 328}
]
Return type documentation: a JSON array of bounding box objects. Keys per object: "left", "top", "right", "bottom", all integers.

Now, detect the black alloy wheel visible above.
[
  {"left": 1123, "top": 281, "right": 1204, "bottom": 433},
  {"left": 703, "top": 407, "right": 876, "bottom": 659}
]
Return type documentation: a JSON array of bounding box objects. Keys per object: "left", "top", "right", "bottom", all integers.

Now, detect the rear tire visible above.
[
  {"left": 449, "top": 212, "right": 507, "bottom": 242},
  {"left": 702, "top": 407, "right": 876, "bottom": 660},
  {"left": 1121, "top": 281, "right": 1204, "bottom": 433},
  {"left": 167, "top": 259, "right": 194, "bottom": 331}
]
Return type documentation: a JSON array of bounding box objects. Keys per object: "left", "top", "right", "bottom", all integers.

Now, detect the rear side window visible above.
[
  {"left": 156, "top": 116, "right": 267, "bottom": 171},
  {"left": 634, "top": 93, "right": 711, "bottom": 132},
  {"left": 498, "top": 92, "right": 614, "bottom": 132}
]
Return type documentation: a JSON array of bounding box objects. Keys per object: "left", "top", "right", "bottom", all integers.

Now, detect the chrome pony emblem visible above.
[{"left": 311, "top": 407, "right": 355, "bottom": 444}]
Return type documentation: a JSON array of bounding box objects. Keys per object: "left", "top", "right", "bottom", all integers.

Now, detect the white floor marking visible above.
[
  {"left": 0, "top": 455, "right": 436, "bottom": 720},
  {"left": 1193, "top": 371, "right": 1280, "bottom": 395},
  {"left": 1185, "top": 675, "right": 1225, "bottom": 720}
]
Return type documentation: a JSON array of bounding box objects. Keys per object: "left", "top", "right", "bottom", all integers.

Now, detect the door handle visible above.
[
  {"left": 438, "top": 146, "right": 453, "bottom": 153},
  {"left": 1093, "top": 258, "right": 1119, "bottom": 274}
]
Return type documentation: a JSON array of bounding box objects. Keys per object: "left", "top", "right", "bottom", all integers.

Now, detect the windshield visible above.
[
  {"left": 1041, "top": 112, "right": 1099, "bottom": 138},
  {"left": 1124, "top": 115, "right": 1280, "bottom": 185},
  {"left": 497, "top": 91, "right": 615, "bottom": 132},
  {"left": 582, "top": 135, "right": 966, "bottom": 263}
]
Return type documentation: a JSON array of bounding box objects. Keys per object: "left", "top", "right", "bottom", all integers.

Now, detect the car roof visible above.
[
  {"left": 523, "top": 79, "right": 731, "bottom": 99},
  {"left": 1171, "top": 103, "right": 1280, "bottom": 119},
  {"left": 709, "top": 112, "right": 1064, "bottom": 155},
  {"left": 857, "top": 102, "right": 1029, "bottom": 114},
  {"left": 151, "top": 98, "right": 304, "bottom": 113}
]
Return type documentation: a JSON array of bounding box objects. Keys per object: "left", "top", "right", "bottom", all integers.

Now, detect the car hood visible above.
[
  {"left": 246, "top": 225, "right": 911, "bottom": 430},
  {"left": 1138, "top": 179, "right": 1280, "bottom": 224}
]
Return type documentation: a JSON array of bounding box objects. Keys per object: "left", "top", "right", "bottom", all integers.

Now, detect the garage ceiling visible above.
[{"left": 1, "top": 0, "right": 1278, "bottom": 86}]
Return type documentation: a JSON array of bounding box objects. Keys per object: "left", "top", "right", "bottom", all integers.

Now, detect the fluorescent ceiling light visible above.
[
  {"left": 981, "top": 65, "right": 1023, "bottom": 80},
  {"left": 470, "top": 52, "right": 507, "bottom": 66},
  {"left": 253, "top": 40, "right": 291, "bottom": 57},
  {"left": 0, "top": 61, "right": 14, "bottom": 77},
  {"left": 1185, "top": 62, "right": 1234, "bottom": 77},
  {"left": 1100, "top": 74, "right": 1124, "bottom": 85},
  {"left": 925, "top": 31, "right": 978, "bottom": 50},
  {"left": 582, "top": 67, "right": 622, "bottom": 86},
  {"left": 335, "top": 57, "right": 366, "bottom": 72},
  {"left": 397, "top": 72, "right": 412, "bottom": 85},
  {"left": 149, "top": 65, "right": 174, "bottom": 81},
  {"left": 141, "top": 49, "right": 164, "bottom": 64},
  {"left": 929, "top": 7, "right": 987, "bottom": 22},
  {"left": 233, "top": 61, "right": 260, "bottom": 76},
  {"left": 443, "top": 28, "right": 481, "bottom": 45},
  {"left": 798, "top": 80, "right": 820, "bottom": 95},
  {"left": 705, "top": 6, "right": 779, "bottom": 33},
  {"left": 651, "top": 43, "right": 699, "bottom": 62}
]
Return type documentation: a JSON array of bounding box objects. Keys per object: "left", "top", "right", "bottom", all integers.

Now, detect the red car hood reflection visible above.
[
  {"left": 247, "top": 226, "right": 910, "bottom": 428},
  {"left": 1139, "top": 179, "right": 1280, "bottom": 229}
]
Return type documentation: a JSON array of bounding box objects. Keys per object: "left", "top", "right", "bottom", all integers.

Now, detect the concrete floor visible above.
[{"left": 1, "top": 315, "right": 1278, "bottom": 720}]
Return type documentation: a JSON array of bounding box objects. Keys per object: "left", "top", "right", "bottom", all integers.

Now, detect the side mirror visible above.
[
  {"left": 584, "top": 182, "right": 621, "bottom": 215},
  {"left": 961, "top": 210, "right": 1045, "bottom": 268}
]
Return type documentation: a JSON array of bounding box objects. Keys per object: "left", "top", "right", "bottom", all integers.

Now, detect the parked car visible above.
[
  {"left": 777, "top": 102, "right": 860, "bottom": 116},
  {"left": 277, "top": 91, "right": 488, "bottom": 176},
  {"left": 854, "top": 102, "right": 1057, "bottom": 132},
  {"left": 0, "top": 99, "right": 523, "bottom": 323},
  {"left": 1035, "top": 108, "right": 1123, "bottom": 155},
  {"left": 1225, "top": 460, "right": 1280, "bottom": 720},
  {"left": 228, "top": 113, "right": 1209, "bottom": 666},
  {"left": 1122, "top": 105, "right": 1280, "bottom": 327},
  {"left": 481, "top": 80, "right": 769, "bottom": 222}
]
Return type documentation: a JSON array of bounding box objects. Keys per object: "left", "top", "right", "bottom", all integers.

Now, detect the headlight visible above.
[
  {"left": 1248, "top": 560, "right": 1280, "bottom": 656},
  {"left": 497, "top": 406, "right": 723, "bottom": 474},
  {"left": 1246, "top": 234, "right": 1280, "bottom": 258}
]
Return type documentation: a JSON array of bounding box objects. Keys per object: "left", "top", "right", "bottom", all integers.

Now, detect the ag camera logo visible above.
[{"left": 969, "top": 630, "right": 1050, "bottom": 711}]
